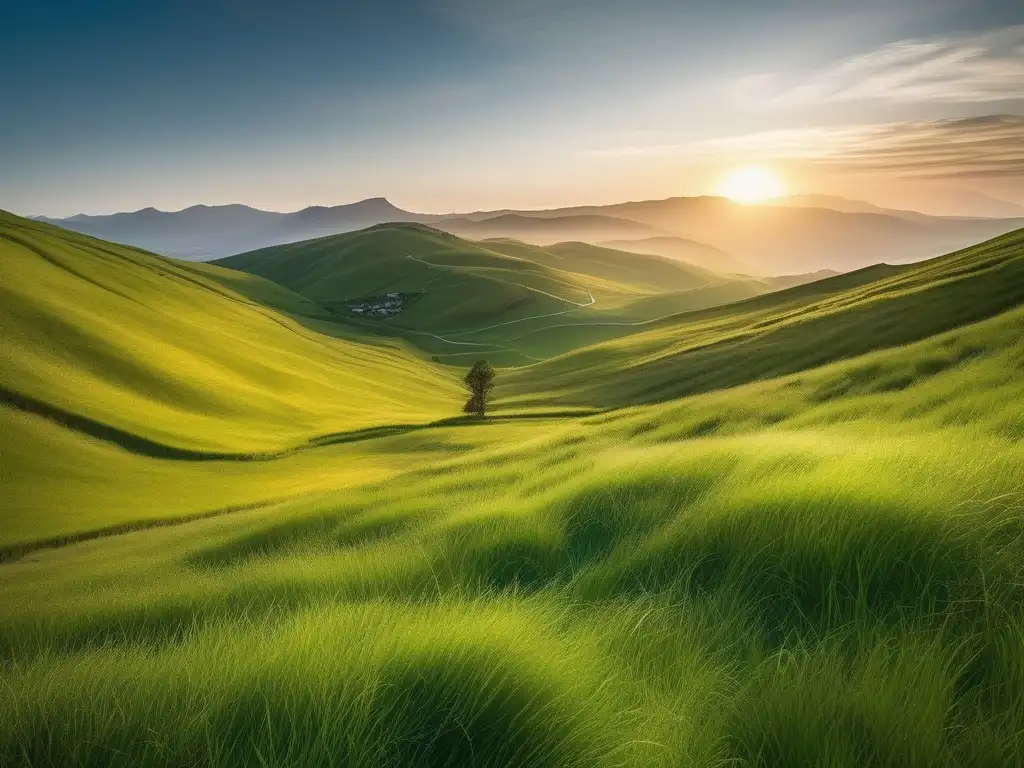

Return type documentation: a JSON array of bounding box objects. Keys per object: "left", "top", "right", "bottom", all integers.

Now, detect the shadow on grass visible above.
[{"left": 2, "top": 383, "right": 598, "bottom": 461}]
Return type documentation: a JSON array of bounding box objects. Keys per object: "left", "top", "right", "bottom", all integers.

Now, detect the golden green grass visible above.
[
  {"left": 500, "top": 229, "right": 1024, "bottom": 409},
  {"left": 0, "top": 212, "right": 461, "bottom": 454},
  {"left": 2, "top": 212, "right": 1024, "bottom": 766}
]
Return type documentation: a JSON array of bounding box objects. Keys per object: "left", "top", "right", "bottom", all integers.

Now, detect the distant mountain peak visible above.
[
  {"left": 336, "top": 196, "right": 398, "bottom": 209},
  {"left": 344, "top": 197, "right": 406, "bottom": 212},
  {"left": 32, "top": 194, "right": 1024, "bottom": 270},
  {"left": 295, "top": 197, "right": 407, "bottom": 216}
]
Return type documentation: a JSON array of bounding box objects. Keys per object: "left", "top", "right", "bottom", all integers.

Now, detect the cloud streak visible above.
[
  {"left": 735, "top": 25, "right": 1024, "bottom": 105},
  {"left": 690, "top": 115, "right": 1024, "bottom": 180}
]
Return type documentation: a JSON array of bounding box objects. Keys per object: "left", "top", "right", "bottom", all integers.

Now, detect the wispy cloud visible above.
[
  {"left": 734, "top": 25, "right": 1024, "bottom": 105},
  {"left": 690, "top": 115, "right": 1024, "bottom": 180}
]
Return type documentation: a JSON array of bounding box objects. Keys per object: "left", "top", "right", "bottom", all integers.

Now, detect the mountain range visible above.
[{"left": 35, "top": 194, "right": 1024, "bottom": 276}]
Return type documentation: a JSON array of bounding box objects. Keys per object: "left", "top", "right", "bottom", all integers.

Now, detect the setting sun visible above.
[{"left": 717, "top": 166, "right": 785, "bottom": 204}]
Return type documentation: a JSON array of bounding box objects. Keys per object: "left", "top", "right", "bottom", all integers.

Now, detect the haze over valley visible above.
[{"left": 34, "top": 192, "right": 1024, "bottom": 276}]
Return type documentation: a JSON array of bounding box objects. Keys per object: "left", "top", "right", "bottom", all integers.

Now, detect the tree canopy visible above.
[{"left": 463, "top": 360, "right": 495, "bottom": 417}]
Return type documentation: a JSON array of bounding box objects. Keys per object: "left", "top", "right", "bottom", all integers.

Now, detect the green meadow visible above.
[
  {"left": 2, "top": 211, "right": 1024, "bottom": 766},
  {"left": 216, "top": 225, "right": 780, "bottom": 365}
]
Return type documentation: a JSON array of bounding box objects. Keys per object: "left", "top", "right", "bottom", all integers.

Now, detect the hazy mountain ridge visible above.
[
  {"left": 36, "top": 198, "right": 428, "bottom": 260},
  {"left": 598, "top": 236, "right": 749, "bottom": 274},
  {"left": 499, "top": 196, "right": 1024, "bottom": 274},
  {"left": 770, "top": 194, "right": 933, "bottom": 221},
  {"left": 436, "top": 213, "right": 662, "bottom": 244},
  {"left": 36, "top": 195, "right": 1024, "bottom": 275}
]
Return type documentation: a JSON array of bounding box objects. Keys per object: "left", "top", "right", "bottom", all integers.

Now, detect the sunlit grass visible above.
[
  {"left": 0, "top": 212, "right": 462, "bottom": 454},
  {"left": 4, "top": 304, "right": 1024, "bottom": 765},
  {"left": 2, "top": 214, "right": 1024, "bottom": 766},
  {"left": 500, "top": 229, "right": 1024, "bottom": 409}
]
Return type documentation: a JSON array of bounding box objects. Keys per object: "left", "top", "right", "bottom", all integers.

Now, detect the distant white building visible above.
[{"left": 348, "top": 294, "right": 404, "bottom": 318}]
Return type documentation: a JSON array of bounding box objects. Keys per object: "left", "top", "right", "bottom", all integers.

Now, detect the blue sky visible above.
[{"left": 2, "top": 0, "right": 1022, "bottom": 216}]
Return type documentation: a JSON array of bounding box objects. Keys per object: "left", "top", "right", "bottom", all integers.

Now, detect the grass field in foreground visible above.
[{"left": 3, "top": 292, "right": 1024, "bottom": 766}]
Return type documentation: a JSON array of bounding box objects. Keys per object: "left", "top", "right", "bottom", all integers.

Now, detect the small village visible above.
[{"left": 347, "top": 292, "right": 406, "bottom": 319}]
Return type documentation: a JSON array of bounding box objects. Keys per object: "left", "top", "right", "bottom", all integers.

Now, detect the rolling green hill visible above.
[
  {"left": 3, "top": 215, "right": 1024, "bottom": 767},
  {"left": 0, "top": 211, "right": 461, "bottom": 454},
  {"left": 217, "top": 224, "right": 785, "bottom": 364},
  {"left": 216, "top": 224, "right": 594, "bottom": 331},
  {"left": 500, "top": 229, "right": 1024, "bottom": 410},
  {"left": 480, "top": 239, "right": 725, "bottom": 293}
]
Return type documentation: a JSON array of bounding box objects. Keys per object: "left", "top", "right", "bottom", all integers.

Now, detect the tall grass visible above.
[
  {"left": 3, "top": 215, "right": 1024, "bottom": 765},
  {"left": 4, "top": 308, "right": 1024, "bottom": 765}
]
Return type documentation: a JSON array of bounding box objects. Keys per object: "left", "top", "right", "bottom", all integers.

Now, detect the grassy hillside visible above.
[
  {"left": 4, "top": 215, "right": 1024, "bottom": 767},
  {"left": 481, "top": 239, "right": 724, "bottom": 293},
  {"left": 0, "top": 212, "right": 461, "bottom": 454},
  {"left": 0, "top": 403, "right": 403, "bottom": 548},
  {"left": 3, "top": 283, "right": 1024, "bottom": 765},
  {"left": 218, "top": 225, "right": 782, "bottom": 365},
  {"left": 216, "top": 224, "right": 594, "bottom": 331},
  {"left": 500, "top": 229, "right": 1024, "bottom": 409}
]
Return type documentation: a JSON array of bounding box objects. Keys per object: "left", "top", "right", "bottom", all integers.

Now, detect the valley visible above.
[
  {"left": 7, "top": 4, "right": 1024, "bottom": 765},
  {"left": 2, "top": 209, "right": 1024, "bottom": 766}
]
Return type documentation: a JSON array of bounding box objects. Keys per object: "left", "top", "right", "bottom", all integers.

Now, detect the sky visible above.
[{"left": 2, "top": 0, "right": 1022, "bottom": 217}]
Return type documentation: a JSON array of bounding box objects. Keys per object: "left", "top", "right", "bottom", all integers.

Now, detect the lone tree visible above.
[{"left": 463, "top": 360, "right": 495, "bottom": 417}]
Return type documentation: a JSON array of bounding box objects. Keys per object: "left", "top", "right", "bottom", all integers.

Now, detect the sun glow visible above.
[{"left": 717, "top": 166, "right": 785, "bottom": 204}]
